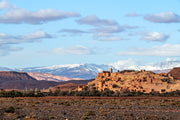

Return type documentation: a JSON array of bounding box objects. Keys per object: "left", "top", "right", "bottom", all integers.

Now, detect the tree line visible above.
[{"left": 0, "top": 88, "right": 180, "bottom": 97}]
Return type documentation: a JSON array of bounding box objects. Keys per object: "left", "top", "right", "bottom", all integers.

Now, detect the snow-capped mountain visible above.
[
  {"left": 17, "top": 64, "right": 115, "bottom": 79},
  {"left": 109, "top": 59, "right": 139, "bottom": 70},
  {"left": 0, "top": 67, "right": 12, "bottom": 71},
  {"left": 143, "top": 60, "right": 180, "bottom": 70},
  {"left": 0, "top": 59, "right": 180, "bottom": 79},
  {"left": 110, "top": 59, "right": 180, "bottom": 71}
]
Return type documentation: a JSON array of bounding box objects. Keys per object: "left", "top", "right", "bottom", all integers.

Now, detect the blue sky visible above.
[{"left": 0, "top": 0, "right": 180, "bottom": 68}]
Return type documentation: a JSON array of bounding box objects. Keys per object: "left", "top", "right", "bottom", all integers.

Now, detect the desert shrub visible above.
[
  {"left": 0, "top": 109, "right": 5, "bottom": 118},
  {"left": 81, "top": 115, "right": 88, "bottom": 120},
  {"left": 49, "top": 116, "right": 55, "bottom": 119},
  {"left": 85, "top": 110, "right": 96, "bottom": 116},
  {"left": 5, "top": 106, "right": 15, "bottom": 113},
  {"left": 101, "top": 89, "right": 114, "bottom": 96}
]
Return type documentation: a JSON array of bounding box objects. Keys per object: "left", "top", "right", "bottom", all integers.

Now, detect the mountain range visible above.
[
  {"left": 0, "top": 71, "right": 93, "bottom": 90},
  {"left": 1, "top": 59, "right": 180, "bottom": 79}
]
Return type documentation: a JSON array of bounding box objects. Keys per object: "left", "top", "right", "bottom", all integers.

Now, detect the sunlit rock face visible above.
[{"left": 88, "top": 68, "right": 180, "bottom": 93}]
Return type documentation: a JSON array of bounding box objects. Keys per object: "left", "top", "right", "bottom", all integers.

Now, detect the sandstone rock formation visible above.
[
  {"left": 87, "top": 68, "right": 180, "bottom": 93},
  {"left": 168, "top": 67, "right": 180, "bottom": 80}
]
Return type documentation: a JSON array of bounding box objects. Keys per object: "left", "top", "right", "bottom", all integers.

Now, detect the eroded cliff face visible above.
[{"left": 88, "top": 69, "right": 180, "bottom": 93}]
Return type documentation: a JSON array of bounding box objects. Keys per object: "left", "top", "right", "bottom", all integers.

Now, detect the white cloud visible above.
[
  {"left": 92, "top": 25, "right": 124, "bottom": 33},
  {"left": 141, "top": 32, "right": 169, "bottom": 42},
  {"left": 144, "top": 12, "right": 180, "bottom": 23},
  {"left": 0, "top": 31, "right": 52, "bottom": 44},
  {"left": 77, "top": 15, "right": 117, "bottom": 26},
  {"left": 99, "top": 36, "right": 122, "bottom": 41},
  {"left": 0, "top": 8, "right": 80, "bottom": 24},
  {"left": 0, "top": 0, "right": 13, "bottom": 10},
  {"left": 122, "top": 25, "right": 139, "bottom": 29},
  {"left": 91, "top": 25, "right": 125, "bottom": 42},
  {"left": 53, "top": 45, "right": 94, "bottom": 55},
  {"left": 59, "top": 29, "right": 88, "bottom": 34},
  {"left": 118, "top": 44, "right": 180, "bottom": 56},
  {"left": 22, "top": 31, "right": 52, "bottom": 40},
  {"left": 94, "top": 32, "right": 110, "bottom": 37},
  {"left": 125, "top": 12, "right": 140, "bottom": 17}
]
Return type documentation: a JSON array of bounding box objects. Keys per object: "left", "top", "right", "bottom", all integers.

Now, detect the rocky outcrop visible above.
[
  {"left": 88, "top": 68, "right": 180, "bottom": 93},
  {"left": 168, "top": 67, "right": 180, "bottom": 80}
]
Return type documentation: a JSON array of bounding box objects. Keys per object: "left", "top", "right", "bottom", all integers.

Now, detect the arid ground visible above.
[{"left": 0, "top": 97, "right": 180, "bottom": 120}]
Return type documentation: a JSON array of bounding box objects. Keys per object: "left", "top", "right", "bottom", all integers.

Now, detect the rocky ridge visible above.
[{"left": 168, "top": 67, "right": 180, "bottom": 80}]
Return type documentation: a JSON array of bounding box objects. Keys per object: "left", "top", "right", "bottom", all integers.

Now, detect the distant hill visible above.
[
  {"left": 43, "top": 79, "right": 94, "bottom": 92},
  {"left": 27, "top": 72, "right": 84, "bottom": 82},
  {"left": 0, "top": 71, "right": 59, "bottom": 90},
  {"left": 0, "top": 71, "right": 93, "bottom": 90},
  {"left": 0, "top": 71, "right": 36, "bottom": 82},
  {"left": 57, "top": 79, "right": 94, "bottom": 85},
  {"left": 47, "top": 83, "right": 84, "bottom": 92}
]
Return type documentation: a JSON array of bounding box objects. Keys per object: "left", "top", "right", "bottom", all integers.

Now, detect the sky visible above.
[{"left": 0, "top": 0, "right": 180, "bottom": 68}]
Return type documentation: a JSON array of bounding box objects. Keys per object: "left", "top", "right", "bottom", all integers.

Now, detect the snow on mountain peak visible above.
[
  {"left": 109, "top": 59, "right": 180, "bottom": 71},
  {"left": 109, "top": 59, "right": 138, "bottom": 70},
  {"left": 36, "top": 64, "right": 83, "bottom": 70},
  {"left": 0, "top": 59, "right": 180, "bottom": 79}
]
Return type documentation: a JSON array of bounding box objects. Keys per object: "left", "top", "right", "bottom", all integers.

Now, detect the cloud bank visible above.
[
  {"left": 99, "top": 36, "right": 122, "bottom": 41},
  {"left": 144, "top": 12, "right": 180, "bottom": 23},
  {"left": 0, "top": 9, "right": 80, "bottom": 24},
  {"left": 53, "top": 45, "right": 94, "bottom": 55},
  {"left": 77, "top": 15, "right": 117, "bottom": 26},
  {"left": 118, "top": 44, "right": 180, "bottom": 57},
  {"left": 125, "top": 12, "right": 140, "bottom": 17},
  {"left": 0, "top": 0, "right": 13, "bottom": 10},
  {"left": 141, "top": 32, "right": 169, "bottom": 42},
  {"left": 0, "top": 31, "right": 52, "bottom": 44},
  {"left": 59, "top": 29, "right": 88, "bottom": 34}
]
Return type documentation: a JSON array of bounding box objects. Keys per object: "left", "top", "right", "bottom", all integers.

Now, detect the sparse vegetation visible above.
[
  {"left": 0, "top": 97, "right": 179, "bottom": 120},
  {"left": 5, "top": 106, "right": 15, "bottom": 113},
  {"left": 0, "top": 89, "right": 180, "bottom": 97}
]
